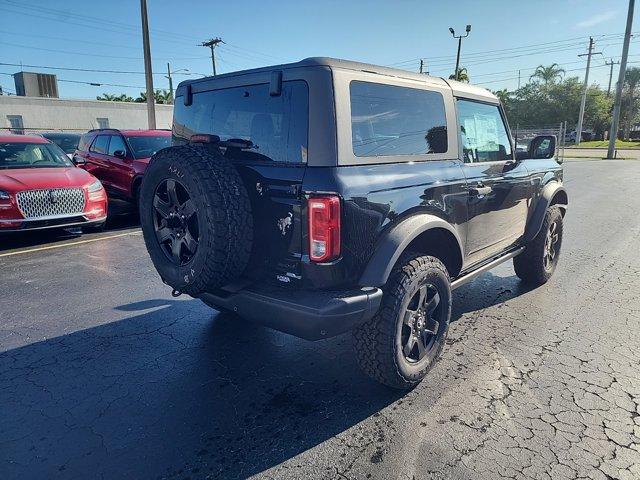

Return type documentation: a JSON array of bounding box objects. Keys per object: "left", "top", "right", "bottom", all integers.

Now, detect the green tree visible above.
[
  {"left": 503, "top": 77, "right": 611, "bottom": 140},
  {"left": 621, "top": 67, "right": 640, "bottom": 139},
  {"left": 529, "top": 64, "right": 565, "bottom": 84},
  {"left": 449, "top": 67, "right": 469, "bottom": 83}
]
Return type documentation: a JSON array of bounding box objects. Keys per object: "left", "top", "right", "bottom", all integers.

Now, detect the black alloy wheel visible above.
[
  {"left": 543, "top": 220, "right": 560, "bottom": 271},
  {"left": 152, "top": 178, "right": 199, "bottom": 266},
  {"left": 401, "top": 283, "right": 441, "bottom": 362}
]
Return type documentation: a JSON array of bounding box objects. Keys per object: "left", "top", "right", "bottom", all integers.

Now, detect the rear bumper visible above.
[
  {"left": 0, "top": 214, "right": 107, "bottom": 232},
  {"left": 200, "top": 285, "right": 383, "bottom": 341}
]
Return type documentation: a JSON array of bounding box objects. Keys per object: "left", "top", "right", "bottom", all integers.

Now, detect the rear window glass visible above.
[
  {"left": 43, "top": 134, "right": 80, "bottom": 154},
  {"left": 173, "top": 80, "right": 309, "bottom": 164},
  {"left": 125, "top": 135, "right": 171, "bottom": 158},
  {"left": 350, "top": 81, "right": 448, "bottom": 157}
]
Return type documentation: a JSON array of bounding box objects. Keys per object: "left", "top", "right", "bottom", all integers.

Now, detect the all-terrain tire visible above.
[
  {"left": 139, "top": 144, "right": 253, "bottom": 296},
  {"left": 353, "top": 254, "right": 452, "bottom": 390},
  {"left": 513, "top": 205, "right": 563, "bottom": 285}
]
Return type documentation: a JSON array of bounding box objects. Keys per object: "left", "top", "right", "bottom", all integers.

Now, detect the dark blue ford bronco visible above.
[{"left": 140, "top": 58, "right": 568, "bottom": 389}]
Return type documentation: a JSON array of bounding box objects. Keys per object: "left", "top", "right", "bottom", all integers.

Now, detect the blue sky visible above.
[{"left": 0, "top": 0, "right": 637, "bottom": 99}]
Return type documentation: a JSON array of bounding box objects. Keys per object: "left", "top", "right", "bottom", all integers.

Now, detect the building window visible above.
[
  {"left": 96, "top": 118, "right": 110, "bottom": 129},
  {"left": 7, "top": 115, "right": 24, "bottom": 135}
]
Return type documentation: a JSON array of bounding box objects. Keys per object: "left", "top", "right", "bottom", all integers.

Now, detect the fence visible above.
[{"left": 511, "top": 122, "right": 566, "bottom": 161}]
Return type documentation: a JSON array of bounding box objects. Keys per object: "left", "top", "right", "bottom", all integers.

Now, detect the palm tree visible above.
[
  {"left": 529, "top": 64, "right": 565, "bottom": 84},
  {"left": 622, "top": 67, "right": 640, "bottom": 139},
  {"left": 135, "top": 89, "right": 172, "bottom": 104},
  {"left": 449, "top": 67, "right": 469, "bottom": 83}
]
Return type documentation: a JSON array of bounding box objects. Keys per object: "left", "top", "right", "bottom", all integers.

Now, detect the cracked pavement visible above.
[{"left": 1, "top": 160, "right": 639, "bottom": 480}]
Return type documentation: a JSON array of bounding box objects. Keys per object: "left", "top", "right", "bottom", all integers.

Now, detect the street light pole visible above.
[
  {"left": 140, "top": 0, "right": 156, "bottom": 129},
  {"left": 449, "top": 25, "right": 471, "bottom": 80},
  {"left": 165, "top": 65, "right": 188, "bottom": 104},
  {"left": 166, "top": 63, "right": 173, "bottom": 104},
  {"left": 608, "top": 0, "right": 635, "bottom": 158}
]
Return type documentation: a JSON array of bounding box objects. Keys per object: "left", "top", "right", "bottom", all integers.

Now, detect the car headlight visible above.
[
  {"left": 0, "top": 190, "right": 10, "bottom": 200},
  {"left": 87, "top": 180, "right": 103, "bottom": 193}
]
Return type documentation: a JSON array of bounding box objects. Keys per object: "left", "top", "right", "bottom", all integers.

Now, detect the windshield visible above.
[
  {"left": 125, "top": 135, "right": 171, "bottom": 158},
  {"left": 43, "top": 134, "right": 81, "bottom": 154},
  {"left": 0, "top": 142, "right": 73, "bottom": 169}
]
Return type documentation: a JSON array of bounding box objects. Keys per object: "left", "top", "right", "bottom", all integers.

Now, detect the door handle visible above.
[{"left": 469, "top": 184, "right": 492, "bottom": 196}]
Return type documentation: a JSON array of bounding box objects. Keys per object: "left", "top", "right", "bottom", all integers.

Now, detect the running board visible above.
[{"left": 451, "top": 247, "right": 525, "bottom": 290}]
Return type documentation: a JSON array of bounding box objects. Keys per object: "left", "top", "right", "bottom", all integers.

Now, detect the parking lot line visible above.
[{"left": 0, "top": 230, "right": 141, "bottom": 258}]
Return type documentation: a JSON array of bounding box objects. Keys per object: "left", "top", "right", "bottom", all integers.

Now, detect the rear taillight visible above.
[{"left": 308, "top": 195, "right": 341, "bottom": 262}]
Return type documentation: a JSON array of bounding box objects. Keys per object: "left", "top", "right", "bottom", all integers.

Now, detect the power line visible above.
[
  {"left": 0, "top": 40, "right": 208, "bottom": 61},
  {"left": 0, "top": 71, "right": 146, "bottom": 89},
  {"left": 388, "top": 31, "right": 634, "bottom": 67},
  {"left": 0, "top": 62, "right": 197, "bottom": 76}
]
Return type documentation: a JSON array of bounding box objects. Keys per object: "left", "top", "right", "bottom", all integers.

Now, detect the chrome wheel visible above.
[
  {"left": 153, "top": 179, "right": 199, "bottom": 266},
  {"left": 543, "top": 220, "right": 559, "bottom": 271},
  {"left": 401, "top": 283, "right": 441, "bottom": 362}
]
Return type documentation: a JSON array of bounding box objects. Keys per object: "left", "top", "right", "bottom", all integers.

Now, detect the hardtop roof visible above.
[{"left": 177, "top": 57, "right": 498, "bottom": 103}]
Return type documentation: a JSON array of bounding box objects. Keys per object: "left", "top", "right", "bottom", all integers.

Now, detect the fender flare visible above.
[
  {"left": 358, "top": 214, "right": 464, "bottom": 287},
  {"left": 522, "top": 182, "right": 568, "bottom": 243}
]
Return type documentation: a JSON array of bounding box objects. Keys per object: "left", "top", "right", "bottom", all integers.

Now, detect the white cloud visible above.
[{"left": 575, "top": 11, "right": 617, "bottom": 29}]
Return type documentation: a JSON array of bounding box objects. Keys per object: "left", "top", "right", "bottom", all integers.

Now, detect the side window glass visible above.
[
  {"left": 108, "top": 135, "right": 127, "bottom": 156},
  {"left": 457, "top": 100, "right": 512, "bottom": 163},
  {"left": 90, "top": 135, "right": 109, "bottom": 154},
  {"left": 350, "top": 81, "right": 448, "bottom": 157}
]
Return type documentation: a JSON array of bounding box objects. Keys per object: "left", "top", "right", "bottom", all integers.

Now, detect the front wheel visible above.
[
  {"left": 513, "top": 205, "right": 564, "bottom": 285},
  {"left": 353, "top": 254, "right": 452, "bottom": 389}
]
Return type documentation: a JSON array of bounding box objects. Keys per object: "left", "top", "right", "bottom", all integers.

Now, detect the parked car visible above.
[
  {"left": 565, "top": 130, "right": 593, "bottom": 142},
  {"left": 40, "top": 132, "right": 81, "bottom": 159},
  {"left": 139, "top": 57, "right": 568, "bottom": 389},
  {"left": 73, "top": 129, "right": 171, "bottom": 205},
  {"left": 0, "top": 134, "right": 107, "bottom": 233}
]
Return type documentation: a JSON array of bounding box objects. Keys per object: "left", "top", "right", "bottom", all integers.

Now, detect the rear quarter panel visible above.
[{"left": 301, "top": 161, "right": 469, "bottom": 288}]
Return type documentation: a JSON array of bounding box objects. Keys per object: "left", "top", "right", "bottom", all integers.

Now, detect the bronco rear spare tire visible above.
[{"left": 139, "top": 144, "right": 253, "bottom": 296}]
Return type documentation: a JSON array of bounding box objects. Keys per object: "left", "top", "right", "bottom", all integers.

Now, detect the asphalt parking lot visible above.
[{"left": 1, "top": 160, "right": 639, "bottom": 480}]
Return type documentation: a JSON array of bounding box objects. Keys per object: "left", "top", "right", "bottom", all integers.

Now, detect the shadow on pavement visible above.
[
  {"left": 0, "top": 199, "right": 139, "bottom": 252},
  {"left": 0, "top": 271, "right": 532, "bottom": 479}
]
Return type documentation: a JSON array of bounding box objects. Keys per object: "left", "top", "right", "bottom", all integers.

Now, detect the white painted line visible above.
[{"left": 0, "top": 230, "right": 141, "bottom": 258}]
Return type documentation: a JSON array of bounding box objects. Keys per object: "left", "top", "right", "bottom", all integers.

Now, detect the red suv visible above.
[
  {"left": 0, "top": 134, "right": 107, "bottom": 232},
  {"left": 74, "top": 129, "right": 172, "bottom": 205}
]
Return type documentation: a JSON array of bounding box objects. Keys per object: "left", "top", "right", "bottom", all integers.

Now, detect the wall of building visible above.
[{"left": 0, "top": 96, "right": 173, "bottom": 133}]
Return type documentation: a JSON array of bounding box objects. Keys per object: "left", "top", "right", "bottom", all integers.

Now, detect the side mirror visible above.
[
  {"left": 113, "top": 150, "right": 126, "bottom": 159},
  {"left": 72, "top": 155, "right": 86, "bottom": 166},
  {"left": 529, "top": 135, "right": 556, "bottom": 159}
]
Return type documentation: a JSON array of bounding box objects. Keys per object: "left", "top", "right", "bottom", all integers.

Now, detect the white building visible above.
[{"left": 0, "top": 95, "right": 173, "bottom": 134}]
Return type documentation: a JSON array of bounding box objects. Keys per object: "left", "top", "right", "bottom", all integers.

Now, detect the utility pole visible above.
[
  {"left": 608, "top": 0, "right": 635, "bottom": 158},
  {"left": 140, "top": 0, "right": 156, "bottom": 129},
  {"left": 449, "top": 25, "right": 471, "bottom": 80},
  {"left": 201, "top": 37, "right": 223, "bottom": 76},
  {"left": 605, "top": 59, "right": 620, "bottom": 96},
  {"left": 575, "top": 37, "right": 601, "bottom": 146},
  {"left": 419, "top": 59, "right": 424, "bottom": 74}
]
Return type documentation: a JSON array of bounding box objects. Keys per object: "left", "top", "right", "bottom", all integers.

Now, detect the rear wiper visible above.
[
  {"left": 190, "top": 134, "right": 256, "bottom": 150},
  {"left": 219, "top": 138, "right": 257, "bottom": 150}
]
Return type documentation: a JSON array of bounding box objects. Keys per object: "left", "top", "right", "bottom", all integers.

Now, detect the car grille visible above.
[{"left": 16, "top": 188, "right": 86, "bottom": 218}]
